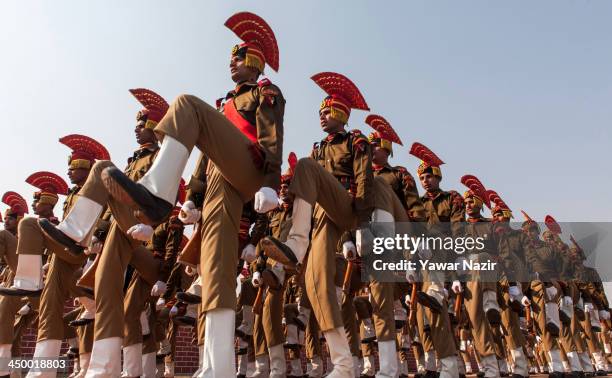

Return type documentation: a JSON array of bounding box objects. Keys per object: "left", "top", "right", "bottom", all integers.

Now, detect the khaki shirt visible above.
[
  {"left": 374, "top": 163, "right": 425, "bottom": 222},
  {"left": 311, "top": 130, "right": 374, "bottom": 224},
  {"left": 220, "top": 80, "right": 285, "bottom": 190}
]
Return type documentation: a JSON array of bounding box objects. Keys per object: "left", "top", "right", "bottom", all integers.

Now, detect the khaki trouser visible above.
[
  {"left": 78, "top": 162, "right": 163, "bottom": 342},
  {"left": 530, "top": 280, "right": 560, "bottom": 351},
  {"left": 290, "top": 158, "right": 358, "bottom": 332},
  {"left": 463, "top": 280, "right": 497, "bottom": 357},
  {"left": 0, "top": 230, "right": 17, "bottom": 273},
  {"left": 155, "top": 94, "right": 265, "bottom": 314},
  {"left": 500, "top": 288, "right": 526, "bottom": 350},
  {"left": 16, "top": 217, "right": 86, "bottom": 266},
  {"left": 123, "top": 273, "right": 154, "bottom": 347},
  {"left": 0, "top": 295, "right": 22, "bottom": 344},
  {"left": 305, "top": 311, "right": 321, "bottom": 360},
  {"left": 253, "top": 285, "right": 286, "bottom": 357},
  {"left": 38, "top": 255, "right": 87, "bottom": 342}
]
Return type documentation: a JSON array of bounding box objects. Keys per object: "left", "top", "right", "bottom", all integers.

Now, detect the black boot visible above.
[
  {"left": 176, "top": 291, "right": 201, "bottom": 304},
  {"left": 260, "top": 236, "right": 299, "bottom": 268},
  {"left": 101, "top": 166, "right": 173, "bottom": 225},
  {"left": 38, "top": 218, "right": 85, "bottom": 255}
]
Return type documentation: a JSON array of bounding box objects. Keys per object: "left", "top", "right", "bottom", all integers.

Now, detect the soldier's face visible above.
[
  {"left": 135, "top": 123, "right": 156, "bottom": 146},
  {"left": 230, "top": 55, "right": 259, "bottom": 83},
  {"left": 419, "top": 172, "right": 440, "bottom": 192},
  {"left": 319, "top": 108, "right": 344, "bottom": 134},
  {"left": 34, "top": 202, "right": 52, "bottom": 216},
  {"left": 524, "top": 227, "right": 539, "bottom": 240},
  {"left": 372, "top": 146, "right": 389, "bottom": 166},
  {"left": 465, "top": 197, "right": 481, "bottom": 217},
  {"left": 494, "top": 213, "right": 510, "bottom": 224},
  {"left": 279, "top": 183, "right": 291, "bottom": 203},
  {"left": 68, "top": 167, "right": 89, "bottom": 186},
  {"left": 3, "top": 216, "right": 17, "bottom": 233}
]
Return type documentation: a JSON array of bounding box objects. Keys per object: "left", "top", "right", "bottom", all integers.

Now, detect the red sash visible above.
[{"left": 223, "top": 98, "right": 258, "bottom": 143}]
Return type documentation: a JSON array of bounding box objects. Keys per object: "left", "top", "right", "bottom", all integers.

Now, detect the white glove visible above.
[
  {"left": 451, "top": 281, "right": 462, "bottom": 294},
  {"left": 585, "top": 302, "right": 594, "bottom": 313},
  {"left": 85, "top": 236, "right": 103, "bottom": 255},
  {"left": 521, "top": 296, "right": 531, "bottom": 307},
  {"left": 254, "top": 187, "right": 279, "bottom": 213},
  {"left": 169, "top": 305, "right": 179, "bottom": 316},
  {"left": 404, "top": 294, "right": 411, "bottom": 307},
  {"left": 355, "top": 227, "right": 374, "bottom": 257},
  {"left": 17, "top": 304, "right": 31, "bottom": 316},
  {"left": 406, "top": 271, "right": 416, "bottom": 283},
  {"left": 241, "top": 244, "right": 257, "bottom": 263},
  {"left": 156, "top": 298, "right": 166, "bottom": 311},
  {"left": 184, "top": 265, "right": 196, "bottom": 276},
  {"left": 562, "top": 296, "right": 573, "bottom": 307},
  {"left": 150, "top": 280, "right": 167, "bottom": 297},
  {"left": 508, "top": 286, "right": 521, "bottom": 298},
  {"left": 127, "top": 224, "right": 154, "bottom": 241},
  {"left": 545, "top": 286, "right": 557, "bottom": 301},
  {"left": 252, "top": 271, "right": 262, "bottom": 288},
  {"left": 342, "top": 241, "right": 357, "bottom": 261},
  {"left": 179, "top": 200, "right": 201, "bottom": 224},
  {"left": 599, "top": 310, "right": 610, "bottom": 320}
]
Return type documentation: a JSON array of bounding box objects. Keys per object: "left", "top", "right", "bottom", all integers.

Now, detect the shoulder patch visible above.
[{"left": 257, "top": 78, "right": 272, "bottom": 88}]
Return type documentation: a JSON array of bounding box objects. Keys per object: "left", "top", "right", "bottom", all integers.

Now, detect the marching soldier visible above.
[
  {"left": 0, "top": 191, "right": 28, "bottom": 377},
  {"left": 262, "top": 72, "right": 373, "bottom": 377},
  {"left": 33, "top": 89, "right": 165, "bottom": 375},
  {"left": 408, "top": 142, "right": 461, "bottom": 377},
  {"left": 521, "top": 212, "right": 566, "bottom": 377},
  {"left": 39, "top": 12, "right": 285, "bottom": 376},
  {"left": 488, "top": 192, "right": 531, "bottom": 378}
]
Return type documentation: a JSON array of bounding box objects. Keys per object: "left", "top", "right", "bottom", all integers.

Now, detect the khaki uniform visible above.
[
  {"left": 78, "top": 146, "right": 162, "bottom": 340},
  {"left": 373, "top": 163, "right": 425, "bottom": 221},
  {"left": 289, "top": 130, "right": 373, "bottom": 332},
  {"left": 461, "top": 217, "right": 498, "bottom": 358},
  {"left": 418, "top": 189, "right": 464, "bottom": 359},
  {"left": 158, "top": 82, "right": 284, "bottom": 314}
]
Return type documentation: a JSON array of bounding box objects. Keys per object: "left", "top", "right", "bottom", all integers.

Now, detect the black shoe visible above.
[
  {"left": 101, "top": 166, "right": 173, "bottom": 225},
  {"left": 173, "top": 315, "right": 196, "bottom": 327},
  {"left": 63, "top": 347, "right": 79, "bottom": 359},
  {"left": 476, "top": 372, "right": 485, "bottom": 378},
  {"left": 545, "top": 322, "right": 560, "bottom": 337},
  {"left": 459, "top": 374, "right": 466, "bottom": 378},
  {"left": 0, "top": 287, "right": 42, "bottom": 297},
  {"left": 416, "top": 292, "right": 443, "bottom": 314},
  {"left": 500, "top": 373, "right": 509, "bottom": 377},
  {"left": 548, "top": 372, "right": 564, "bottom": 378},
  {"left": 511, "top": 375, "right": 527, "bottom": 378},
  {"left": 176, "top": 291, "right": 201, "bottom": 304},
  {"left": 39, "top": 218, "right": 85, "bottom": 255},
  {"left": 237, "top": 375, "right": 246, "bottom": 378},
  {"left": 560, "top": 310, "right": 572, "bottom": 325},
  {"left": 486, "top": 308, "right": 502, "bottom": 325},
  {"left": 235, "top": 329, "right": 249, "bottom": 340},
  {"left": 284, "top": 342, "right": 299, "bottom": 350},
  {"left": 596, "top": 370, "right": 607, "bottom": 376},
  {"left": 69, "top": 317, "right": 94, "bottom": 327},
  {"left": 424, "top": 370, "right": 438, "bottom": 378},
  {"left": 361, "top": 336, "right": 376, "bottom": 344},
  {"left": 260, "top": 236, "right": 298, "bottom": 268}
]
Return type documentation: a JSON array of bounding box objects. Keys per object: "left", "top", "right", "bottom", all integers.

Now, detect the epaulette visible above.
[
  {"left": 258, "top": 79, "right": 279, "bottom": 105},
  {"left": 350, "top": 129, "right": 368, "bottom": 152},
  {"left": 215, "top": 97, "right": 224, "bottom": 110}
]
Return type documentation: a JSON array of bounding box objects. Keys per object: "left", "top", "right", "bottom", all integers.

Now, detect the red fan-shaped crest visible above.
[
  {"left": 288, "top": 152, "right": 297, "bottom": 174},
  {"left": 486, "top": 190, "right": 510, "bottom": 211},
  {"left": 545, "top": 215, "right": 562, "bottom": 235},
  {"left": 2, "top": 191, "right": 28, "bottom": 215},
  {"left": 25, "top": 171, "right": 69, "bottom": 195},
  {"left": 311, "top": 72, "right": 369, "bottom": 111},
  {"left": 460, "top": 175, "right": 490, "bottom": 209},
  {"left": 365, "top": 114, "right": 403, "bottom": 145},
  {"left": 520, "top": 210, "right": 535, "bottom": 224},
  {"left": 225, "top": 12, "right": 279, "bottom": 72},
  {"left": 409, "top": 142, "right": 444, "bottom": 167},
  {"left": 59, "top": 134, "right": 110, "bottom": 161},
  {"left": 129, "top": 88, "right": 169, "bottom": 123}
]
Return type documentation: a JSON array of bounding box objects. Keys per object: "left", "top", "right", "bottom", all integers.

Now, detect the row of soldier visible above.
[{"left": 0, "top": 9, "right": 610, "bottom": 378}]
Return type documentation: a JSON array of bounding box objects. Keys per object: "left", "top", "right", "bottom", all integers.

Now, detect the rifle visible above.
[
  {"left": 454, "top": 290, "right": 463, "bottom": 324},
  {"left": 408, "top": 282, "right": 419, "bottom": 326},
  {"left": 177, "top": 222, "right": 201, "bottom": 267},
  {"left": 342, "top": 261, "right": 354, "bottom": 295}
]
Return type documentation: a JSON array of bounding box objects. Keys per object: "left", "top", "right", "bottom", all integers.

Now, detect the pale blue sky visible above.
[{"left": 1, "top": 1, "right": 611, "bottom": 225}]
